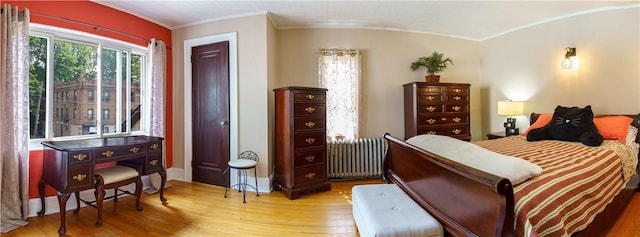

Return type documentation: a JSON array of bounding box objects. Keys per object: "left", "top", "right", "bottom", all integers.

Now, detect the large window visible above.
[
  {"left": 29, "top": 26, "right": 147, "bottom": 143},
  {"left": 318, "top": 48, "right": 361, "bottom": 140}
]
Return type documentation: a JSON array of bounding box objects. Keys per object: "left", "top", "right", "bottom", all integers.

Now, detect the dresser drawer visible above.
[
  {"left": 417, "top": 95, "right": 443, "bottom": 104},
  {"left": 417, "top": 104, "right": 444, "bottom": 114},
  {"left": 66, "top": 165, "right": 94, "bottom": 191},
  {"left": 418, "top": 125, "right": 469, "bottom": 137},
  {"left": 294, "top": 132, "right": 326, "bottom": 149},
  {"left": 294, "top": 117, "right": 326, "bottom": 131},
  {"left": 294, "top": 104, "right": 325, "bottom": 117},
  {"left": 293, "top": 165, "right": 327, "bottom": 186},
  {"left": 294, "top": 149, "right": 325, "bottom": 168},
  {"left": 447, "top": 87, "right": 468, "bottom": 95},
  {"left": 416, "top": 86, "right": 443, "bottom": 95},
  {"left": 445, "top": 104, "right": 468, "bottom": 113},
  {"left": 447, "top": 95, "right": 468, "bottom": 103},
  {"left": 68, "top": 151, "right": 93, "bottom": 165},
  {"left": 97, "top": 145, "right": 146, "bottom": 160},
  {"left": 417, "top": 115, "right": 468, "bottom": 126},
  {"left": 294, "top": 92, "right": 326, "bottom": 103}
]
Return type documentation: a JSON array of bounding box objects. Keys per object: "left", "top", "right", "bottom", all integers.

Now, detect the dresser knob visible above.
[
  {"left": 73, "top": 174, "right": 87, "bottom": 182},
  {"left": 305, "top": 94, "right": 315, "bottom": 100},
  {"left": 453, "top": 96, "right": 461, "bottom": 101},
  {"left": 102, "top": 151, "right": 114, "bottom": 158},
  {"left": 305, "top": 121, "right": 316, "bottom": 128},
  {"left": 453, "top": 129, "right": 461, "bottom": 134},
  {"left": 452, "top": 106, "right": 461, "bottom": 111},
  {"left": 305, "top": 173, "right": 316, "bottom": 179},
  {"left": 305, "top": 155, "right": 315, "bottom": 162},
  {"left": 305, "top": 107, "right": 316, "bottom": 113},
  {"left": 130, "top": 147, "right": 140, "bottom": 153},
  {"left": 305, "top": 138, "right": 315, "bottom": 144},
  {"left": 426, "top": 106, "right": 436, "bottom": 112},
  {"left": 149, "top": 160, "right": 159, "bottom": 166},
  {"left": 426, "top": 119, "right": 436, "bottom": 124},
  {"left": 452, "top": 117, "right": 461, "bottom": 123},
  {"left": 150, "top": 144, "right": 159, "bottom": 150},
  {"left": 73, "top": 154, "right": 87, "bottom": 161}
]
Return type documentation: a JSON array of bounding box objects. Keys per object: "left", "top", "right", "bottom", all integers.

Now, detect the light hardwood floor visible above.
[{"left": 5, "top": 179, "right": 639, "bottom": 236}]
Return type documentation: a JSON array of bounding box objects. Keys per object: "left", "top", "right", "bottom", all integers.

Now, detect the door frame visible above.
[{"left": 183, "top": 32, "right": 238, "bottom": 182}]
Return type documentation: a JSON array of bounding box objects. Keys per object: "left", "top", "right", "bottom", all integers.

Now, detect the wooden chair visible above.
[{"left": 74, "top": 165, "right": 143, "bottom": 226}]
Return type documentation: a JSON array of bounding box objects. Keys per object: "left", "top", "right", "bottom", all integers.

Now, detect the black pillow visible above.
[{"left": 527, "top": 105, "right": 603, "bottom": 146}]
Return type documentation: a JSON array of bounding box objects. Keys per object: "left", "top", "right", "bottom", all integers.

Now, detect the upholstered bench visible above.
[{"left": 352, "top": 184, "right": 443, "bottom": 237}]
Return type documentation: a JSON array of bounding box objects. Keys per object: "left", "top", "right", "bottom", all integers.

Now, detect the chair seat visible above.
[
  {"left": 95, "top": 166, "right": 139, "bottom": 185},
  {"left": 228, "top": 159, "right": 257, "bottom": 169}
]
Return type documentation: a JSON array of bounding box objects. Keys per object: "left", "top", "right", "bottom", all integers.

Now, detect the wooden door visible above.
[{"left": 191, "top": 41, "right": 230, "bottom": 186}]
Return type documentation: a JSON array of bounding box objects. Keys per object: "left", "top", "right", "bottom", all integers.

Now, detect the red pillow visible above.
[
  {"left": 522, "top": 114, "right": 552, "bottom": 136},
  {"left": 593, "top": 116, "right": 633, "bottom": 143}
]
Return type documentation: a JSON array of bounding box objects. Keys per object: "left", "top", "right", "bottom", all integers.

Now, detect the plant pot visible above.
[{"left": 424, "top": 75, "right": 440, "bottom": 83}]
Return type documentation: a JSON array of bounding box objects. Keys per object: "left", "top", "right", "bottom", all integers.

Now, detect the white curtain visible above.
[
  {"left": 0, "top": 4, "right": 30, "bottom": 233},
  {"left": 143, "top": 39, "right": 168, "bottom": 194},
  {"left": 318, "top": 48, "right": 361, "bottom": 140}
]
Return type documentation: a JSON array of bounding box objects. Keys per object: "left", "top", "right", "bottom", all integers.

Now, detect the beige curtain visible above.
[
  {"left": 318, "top": 48, "right": 361, "bottom": 140},
  {"left": 0, "top": 4, "right": 30, "bottom": 233},
  {"left": 143, "top": 39, "right": 168, "bottom": 194}
]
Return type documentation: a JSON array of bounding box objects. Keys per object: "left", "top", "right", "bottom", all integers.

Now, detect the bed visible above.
[{"left": 382, "top": 113, "right": 640, "bottom": 237}]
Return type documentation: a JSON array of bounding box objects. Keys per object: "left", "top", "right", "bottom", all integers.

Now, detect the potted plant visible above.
[{"left": 410, "top": 51, "right": 453, "bottom": 83}]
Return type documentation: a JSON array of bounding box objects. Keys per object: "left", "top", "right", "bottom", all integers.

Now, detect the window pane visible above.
[
  {"left": 102, "top": 48, "right": 118, "bottom": 134},
  {"left": 29, "top": 36, "right": 48, "bottom": 139},
  {"left": 53, "top": 40, "right": 97, "bottom": 137},
  {"left": 130, "top": 54, "right": 143, "bottom": 132}
]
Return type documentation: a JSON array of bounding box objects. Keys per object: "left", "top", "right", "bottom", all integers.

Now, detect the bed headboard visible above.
[{"left": 530, "top": 113, "right": 640, "bottom": 144}]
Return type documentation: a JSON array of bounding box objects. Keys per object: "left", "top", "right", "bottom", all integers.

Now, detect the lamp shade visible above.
[{"left": 497, "top": 100, "right": 524, "bottom": 116}]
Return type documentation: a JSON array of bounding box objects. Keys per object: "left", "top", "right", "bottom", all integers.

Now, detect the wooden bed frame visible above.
[{"left": 382, "top": 113, "right": 640, "bottom": 237}]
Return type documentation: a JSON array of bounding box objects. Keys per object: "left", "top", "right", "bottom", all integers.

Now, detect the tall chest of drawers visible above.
[
  {"left": 403, "top": 82, "right": 471, "bottom": 141},
  {"left": 273, "top": 86, "right": 331, "bottom": 200}
]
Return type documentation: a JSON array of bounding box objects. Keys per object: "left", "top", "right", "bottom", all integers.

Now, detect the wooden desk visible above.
[{"left": 37, "top": 136, "right": 166, "bottom": 235}]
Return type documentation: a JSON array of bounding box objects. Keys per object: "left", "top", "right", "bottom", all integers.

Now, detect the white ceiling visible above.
[{"left": 95, "top": 0, "right": 639, "bottom": 41}]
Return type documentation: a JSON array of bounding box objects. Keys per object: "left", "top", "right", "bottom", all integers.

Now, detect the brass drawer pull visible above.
[
  {"left": 130, "top": 147, "right": 140, "bottom": 153},
  {"left": 305, "top": 121, "right": 316, "bottom": 128},
  {"left": 150, "top": 144, "right": 159, "bottom": 150},
  {"left": 428, "top": 88, "right": 438, "bottom": 92},
  {"left": 73, "top": 174, "right": 87, "bottom": 182},
  {"left": 452, "top": 106, "right": 461, "bottom": 111},
  {"left": 305, "top": 155, "right": 315, "bottom": 162},
  {"left": 73, "top": 154, "right": 87, "bottom": 161},
  {"left": 453, "top": 96, "right": 461, "bottom": 101},
  {"left": 427, "top": 131, "right": 437, "bottom": 135},
  {"left": 452, "top": 117, "right": 461, "bottom": 123},
  {"left": 305, "top": 173, "right": 316, "bottom": 179},
  {"left": 305, "top": 94, "right": 315, "bottom": 100},
  {"left": 426, "top": 106, "right": 436, "bottom": 112},
  {"left": 149, "top": 160, "right": 159, "bottom": 166},
  {"left": 426, "top": 119, "right": 436, "bottom": 124},
  {"left": 453, "top": 129, "right": 461, "bottom": 134},
  {"left": 305, "top": 107, "right": 316, "bottom": 113},
  {"left": 102, "top": 151, "right": 114, "bottom": 158},
  {"left": 453, "top": 89, "right": 462, "bottom": 93},
  {"left": 426, "top": 96, "right": 435, "bottom": 101},
  {"left": 305, "top": 138, "right": 315, "bottom": 144}
]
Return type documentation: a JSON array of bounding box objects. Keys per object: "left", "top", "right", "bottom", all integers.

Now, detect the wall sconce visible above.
[
  {"left": 561, "top": 47, "right": 577, "bottom": 69},
  {"left": 498, "top": 100, "right": 524, "bottom": 136}
]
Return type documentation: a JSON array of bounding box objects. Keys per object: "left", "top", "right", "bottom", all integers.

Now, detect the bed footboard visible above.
[{"left": 383, "top": 133, "right": 515, "bottom": 237}]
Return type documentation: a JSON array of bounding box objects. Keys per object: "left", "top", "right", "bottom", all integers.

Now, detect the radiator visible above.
[{"left": 327, "top": 137, "right": 387, "bottom": 179}]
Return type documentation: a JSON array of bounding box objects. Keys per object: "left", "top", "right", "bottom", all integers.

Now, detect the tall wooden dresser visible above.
[
  {"left": 403, "top": 82, "right": 471, "bottom": 141},
  {"left": 273, "top": 86, "right": 331, "bottom": 200}
]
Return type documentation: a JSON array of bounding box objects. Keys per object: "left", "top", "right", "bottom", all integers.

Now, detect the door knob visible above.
[{"left": 220, "top": 121, "right": 229, "bottom": 126}]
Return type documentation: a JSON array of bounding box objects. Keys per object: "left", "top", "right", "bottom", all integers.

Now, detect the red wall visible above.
[{"left": 5, "top": 1, "right": 173, "bottom": 198}]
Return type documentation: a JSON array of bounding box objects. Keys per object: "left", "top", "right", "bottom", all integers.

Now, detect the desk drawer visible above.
[
  {"left": 66, "top": 165, "right": 94, "bottom": 191},
  {"left": 294, "top": 149, "right": 325, "bottom": 168},
  {"left": 146, "top": 153, "right": 163, "bottom": 174},
  {"left": 293, "top": 132, "right": 326, "bottom": 149},
  {"left": 68, "top": 151, "right": 93, "bottom": 165},
  {"left": 97, "top": 145, "right": 146, "bottom": 160}
]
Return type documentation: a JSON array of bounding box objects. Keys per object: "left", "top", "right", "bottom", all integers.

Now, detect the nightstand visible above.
[{"left": 486, "top": 132, "right": 507, "bottom": 140}]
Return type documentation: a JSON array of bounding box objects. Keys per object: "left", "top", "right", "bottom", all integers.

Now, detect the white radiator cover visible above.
[{"left": 327, "top": 138, "right": 387, "bottom": 179}]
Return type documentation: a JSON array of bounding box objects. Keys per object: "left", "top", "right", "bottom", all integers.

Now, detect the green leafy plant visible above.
[{"left": 410, "top": 51, "right": 453, "bottom": 75}]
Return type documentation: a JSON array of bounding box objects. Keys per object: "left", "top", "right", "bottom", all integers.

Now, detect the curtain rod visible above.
[{"left": 31, "top": 12, "right": 171, "bottom": 50}]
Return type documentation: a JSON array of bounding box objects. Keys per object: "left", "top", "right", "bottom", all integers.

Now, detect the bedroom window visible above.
[
  {"left": 318, "top": 48, "right": 361, "bottom": 140},
  {"left": 28, "top": 25, "right": 148, "bottom": 145}
]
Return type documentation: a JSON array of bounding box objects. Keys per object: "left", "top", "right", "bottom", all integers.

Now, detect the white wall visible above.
[
  {"left": 481, "top": 7, "right": 640, "bottom": 134},
  {"left": 172, "top": 14, "right": 273, "bottom": 190},
  {"left": 276, "top": 28, "right": 482, "bottom": 140}
]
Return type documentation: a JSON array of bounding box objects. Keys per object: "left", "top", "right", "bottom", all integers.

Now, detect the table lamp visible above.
[{"left": 498, "top": 100, "right": 524, "bottom": 136}]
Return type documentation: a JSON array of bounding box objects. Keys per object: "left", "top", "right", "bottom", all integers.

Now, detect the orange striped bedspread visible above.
[{"left": 474, "top": 136, "right": 637, "bottom": 237}]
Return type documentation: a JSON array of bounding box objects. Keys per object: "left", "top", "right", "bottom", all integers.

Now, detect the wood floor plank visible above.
[{"left": 3, "top": 179, "right": 637, "bottom": 236}]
